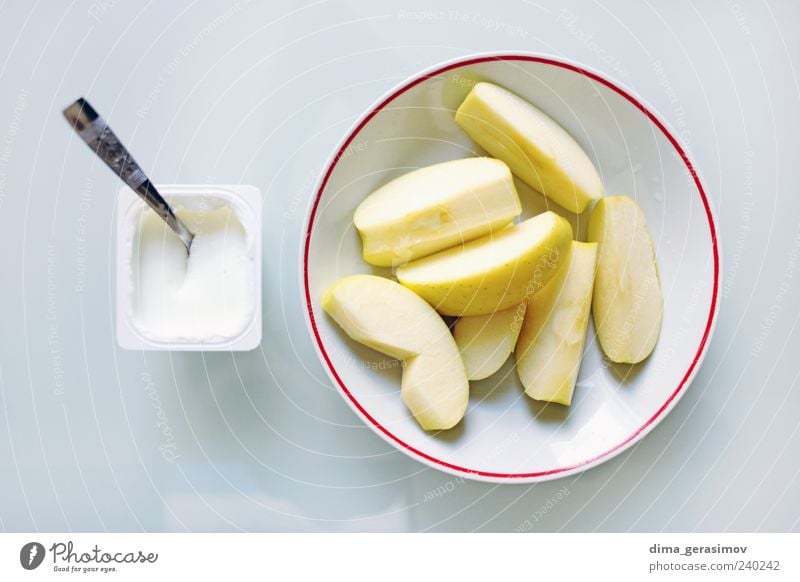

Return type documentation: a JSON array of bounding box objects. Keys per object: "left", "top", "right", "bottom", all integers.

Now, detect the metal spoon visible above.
[{"left": 63, "top": 98, "right": 194, "bottom": 251}]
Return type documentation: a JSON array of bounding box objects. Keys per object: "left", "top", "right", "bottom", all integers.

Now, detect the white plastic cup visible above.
[{"left": 116, "top": 184, "right": 262, "bottom": 351}]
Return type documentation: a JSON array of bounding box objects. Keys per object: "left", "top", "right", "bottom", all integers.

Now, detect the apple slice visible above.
[
  {"left": 322, "top": 274, "right": 468, "bottom": 430},
  {"left": 454, "top": 304, "right": 526, "bottom": 380},
  {"left": 455, "top": 82, "right": 603, "bottom": 214},
  {"left": 396, "top": 211, "right": 572, "bottom": 317},
  {"left": 587, "top": 196, "right": 663, "bottom": 364},
  {"left": 516, "top": 241, "right": 597, "bottom": 405},
  {"left": 354, "top": 158, "right": 521, "bottom": 266}
]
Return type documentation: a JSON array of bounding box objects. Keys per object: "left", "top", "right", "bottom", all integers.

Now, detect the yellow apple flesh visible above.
[
  {"left": 322, "top": 274, "right": 468, "bottom": 430},
  {"left": 354, "top": 158, "right": 521, "bottom": 266},
  {"left": 455, "top": 82, "right": 603, "bottom": 214},
  {"left": 454, "top": 304, "right": 526, "bottom": 380},
  {"left": 587, "top": 196, "right": 663, "bottom": 364},
  {"left": 516, "top": 241, "right": 597, "bottom": 406},
  {"left": 396, "top": 211, "right": 572, "bottom": 317}
]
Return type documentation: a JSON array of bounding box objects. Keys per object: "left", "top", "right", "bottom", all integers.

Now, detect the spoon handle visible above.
[{"left": 63, "top": 98, "right": 194, "bottom": 251}]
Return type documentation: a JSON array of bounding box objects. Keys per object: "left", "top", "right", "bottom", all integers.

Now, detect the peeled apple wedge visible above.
[
  {"left": 516, "top": 242, "right": 597, "bottom": 406},
  {"left": 321, "top": 274, "right": 468, "bottom": 430},
  {"left": 454, "top": 304, "right": 526, "bottom": 380},
  {"left": 588, "top": 196, "right": 663, "bottom": 364},
  {"left": 455, "top": 82, "right": 603, "bottom": 214},
  {"left": 353, "top": 158, "right": 522, "bottom": 266},
  {"left": 396, "top": 211, "right": 572, "bottom": 317}
]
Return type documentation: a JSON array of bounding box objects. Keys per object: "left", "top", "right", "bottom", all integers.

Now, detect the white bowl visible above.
[
  {"left": 302, "top": 53, "right": 720, "bottom": 483},
  {"left": 117, "top": 184, "right": 262, "bottom": 351}
]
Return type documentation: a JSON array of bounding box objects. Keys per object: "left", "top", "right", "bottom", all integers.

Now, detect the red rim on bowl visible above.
[{"left": 302, "top": 53, "right": 720, "bottom": 482}]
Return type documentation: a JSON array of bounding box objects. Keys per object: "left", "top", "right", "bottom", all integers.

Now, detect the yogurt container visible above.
[{"left": 116, "top": 184, "right": 262, "bottom": 351}]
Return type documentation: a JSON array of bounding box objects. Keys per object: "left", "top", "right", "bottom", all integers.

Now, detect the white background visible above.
[
  {"left": 0, "top": 0, "right": 798, "bottom": 532},
  {"left": 1, "top": 533, "right": 797, "bottom": 580}
]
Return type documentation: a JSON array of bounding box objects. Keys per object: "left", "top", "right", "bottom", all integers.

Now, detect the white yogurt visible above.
[{"left": 117, "top": 186, "right": 261, "bottom": 350}]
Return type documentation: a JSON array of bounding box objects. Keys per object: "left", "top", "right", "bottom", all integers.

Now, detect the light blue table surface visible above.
[{"left": 0, "top": 0, "right": 798, "bottom": 532}]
